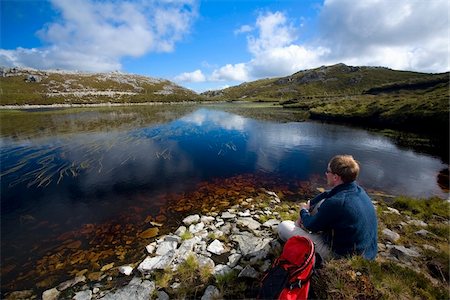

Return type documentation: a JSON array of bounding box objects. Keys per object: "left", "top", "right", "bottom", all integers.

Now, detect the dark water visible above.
[{"left": 0, "top": 104, "right": 448, "bottom": 294}]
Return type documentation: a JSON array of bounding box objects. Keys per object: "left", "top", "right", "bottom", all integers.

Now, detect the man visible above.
[{"left": 278, "top": 155, "right": 378, "bottom": 260}]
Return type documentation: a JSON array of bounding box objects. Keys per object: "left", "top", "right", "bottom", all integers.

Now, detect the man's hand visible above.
[{"left": 300, "top": 200, "right": 310, "bottom": 211}]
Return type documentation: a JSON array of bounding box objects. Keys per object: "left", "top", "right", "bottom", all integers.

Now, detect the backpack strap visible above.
[{"left": 287, "top": 268, "right": 315, "bottom": 290}]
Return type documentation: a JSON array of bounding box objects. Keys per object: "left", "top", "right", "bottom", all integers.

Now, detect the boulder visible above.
[
  {"left": 201, "top": 285, "right": 220, "bottom": 300},
  {"left": 389, "top": 245, "right": 421, "bottom": 262},
  {"left": 207, "top": 239, "right": 226, "bottom": 255},
  {"left": 183, "top": 215, "right": 200, "bottom": 225},
  {"left": 382, "top": 228, "right": 400, "bottom": 243},
  {"left": 100, "top": 277, "right": 155, "bottom": 300}
]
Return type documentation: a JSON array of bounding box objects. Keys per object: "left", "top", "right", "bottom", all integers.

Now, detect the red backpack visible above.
[{"left": 258, "top": 236, "right": 316, "bottom": 300}]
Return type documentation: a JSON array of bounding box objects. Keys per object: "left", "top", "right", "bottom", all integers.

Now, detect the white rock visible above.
[
  {"left": 227, "top": 253, "right": 242, "bottom": 268},
  {"left": 145, "top": 244, "right": 156, "bottom": 254},
  {"left": 201, "top": 216, "right": 215, "bottom": 224},
  {"left": 156, "top": 241, "right": 178, "bottom": 256},
  {"left": 189, "top": 222, "right": 205, "bottom": 233},
  {"left": 415, "top": 229, "right": 431, "bottom": 236},
  {"left": 423, "top": 244, "right": 438, "bottom": 252},
  {"left": 201, "top": 285, "right": 220, "bottom": 300},
  {"left": 118, "top": 265, "right": 133, "bottom": 276},
  {"left": 73, "top": 289, "right": 92, "bottom": 300},
  {"left": 207, "top": 239, "right": 226, "bottom": 255},
  {"left": 390, "top": 245, "right": 421, "bottom": 261},
  {"left": 57, "top": 275, "right": 86, "bottom": 291},
  {"left": 175, "top": 226, "right": 187, "bottom": 236},
  {"left": 101, "top": 277, "right": 155, "bottom": 300},
  {"left": 237, "top": 217, "right": 261, "bottom": 231},
  {"left": 221, "top": 212, "right": 236, "bottom": 219},
  {"left": 42, "top": 288, "right": 60, "bottom": 300},
  {"left": 262, "top": 219, "right": 280, "bottom": 228},
  {"left": 382, "top": 228, "right": 400, "bottom": 243},
  {"left": 385, "top": 207, "right": 400, "bottom": 215},
  {"left": 238, "top": 210, "right": 251, "bottom": 217},
  {"left": 138, "top": 251, "right": 175, "bottom": 272},
  {"left": 183, "top": 214, "right": 200, "bottom": 225},
  {"left": 213, "top": 264, "right": 232, "bottom": 276},
  {"left": 198, "top": 255, "right": 215, "bottom": 270},
  {"left": 408, "top": 219, "right": 428, "bottom": 227}
]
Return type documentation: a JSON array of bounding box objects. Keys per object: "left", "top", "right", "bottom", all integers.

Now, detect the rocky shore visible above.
[{"left": 5, "top": 191, "right": 449, "bottom": 299}]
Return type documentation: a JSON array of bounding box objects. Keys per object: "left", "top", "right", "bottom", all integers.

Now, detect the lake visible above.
[{"left": 0, "top": 103, "right": 448, "bottom": 294}]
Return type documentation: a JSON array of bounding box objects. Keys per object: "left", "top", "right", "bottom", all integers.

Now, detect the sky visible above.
[{"left": 1, "top": 0, "right": 449, "bottom": 93}]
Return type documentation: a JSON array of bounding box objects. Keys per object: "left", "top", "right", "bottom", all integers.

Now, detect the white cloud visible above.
[
  {"left": 0, "top": 0, "right": 198, "bottom": 72},
  {"left": 210, "top": 63, "right": 249, "bottom": 81},
  {"left": 234, "top": 24, "right": 253, "bottom": 35},
  {"left": 206, "top": 0, "right": 448, "bottom": 86},
  {"left": 318, "top": 0, "right": 449, "bottom": 72},
  {"left": 174, "top": 69, "right": 206, "bottom": 82}
]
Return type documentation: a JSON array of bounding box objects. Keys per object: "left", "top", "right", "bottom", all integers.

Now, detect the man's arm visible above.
[{"left": 299, "top": 200, "right": 335, "bottom": 232}]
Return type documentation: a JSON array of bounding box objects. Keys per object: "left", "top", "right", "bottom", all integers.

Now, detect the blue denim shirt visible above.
[{"left": 300, "top": 181, "right": 378, "bottom": 260}]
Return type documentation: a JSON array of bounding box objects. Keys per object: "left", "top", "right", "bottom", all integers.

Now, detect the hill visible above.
[
  {"left": 202, "top": 63, "right": 446, "bottom": 101},
  {"left": 0, "top": 67, "right": 202, "bottom": 105}
]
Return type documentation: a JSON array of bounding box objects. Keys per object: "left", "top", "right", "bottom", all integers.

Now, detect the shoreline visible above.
[{"left": 0, "top": 101, "right": 226, "bottom": 110}]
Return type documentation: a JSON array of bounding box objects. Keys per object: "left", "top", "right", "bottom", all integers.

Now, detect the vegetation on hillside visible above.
[{"left": 0, "top": 68, "right": 202, "bottom": 105}]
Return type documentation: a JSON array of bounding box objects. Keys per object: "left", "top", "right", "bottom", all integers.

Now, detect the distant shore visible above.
[{"left": 0, "top": 101, "right": 222, "bottom": 110}]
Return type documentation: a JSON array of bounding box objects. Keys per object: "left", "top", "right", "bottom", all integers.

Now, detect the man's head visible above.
[{"left": 326, "top": 155, "right": 360, "bottom": 186}]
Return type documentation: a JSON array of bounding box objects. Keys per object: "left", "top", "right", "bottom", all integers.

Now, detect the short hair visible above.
[{"left": 329, "top": 155, "right": 360, "bottom": 183}]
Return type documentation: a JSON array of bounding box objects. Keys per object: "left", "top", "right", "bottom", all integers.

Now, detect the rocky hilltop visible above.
[{"left": 0, "top": 67, "right": 201, "bottom": 105}]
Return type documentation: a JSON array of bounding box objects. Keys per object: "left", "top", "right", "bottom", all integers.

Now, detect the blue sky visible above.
[{"left": 1, "top": 0, "right": 449, "bottom": 93}]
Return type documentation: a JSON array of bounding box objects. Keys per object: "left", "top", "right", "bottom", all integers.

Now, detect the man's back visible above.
[{"left": 302, "top": 182, "right": 378, "bottom": 259}]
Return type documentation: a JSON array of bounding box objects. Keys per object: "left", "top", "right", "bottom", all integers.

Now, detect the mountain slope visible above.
[
  {"left": 202, "top": 63, "right": 445, "bottom": 101},
  {"left": 0, "top": 67, "right": 201, "bottom": 105}
]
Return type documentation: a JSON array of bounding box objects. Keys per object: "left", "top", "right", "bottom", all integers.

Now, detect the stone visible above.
[
  {"left": 221, "top": 212, "right": 236, "bottom": 219},
  {"left": 174, "top": 226, "right": 187, "bottom": 236},
  {"left": 423, "top": 244, "right": 438, "bottom": 252},
  {"left": 227, "top": 253, "right": 242, "bottom": 268},
  {"left": 57, "top": 275, "right": 86, "bottom": 291},
  {"left": 390, "top": 245, "right": 421, "bottom": 262},
  {"left": 197, "top": 255, "right": 215, "bottom": 270},
  {"left": 118, "top": 265, "right": 133, "bottom": 276},
  {"left": 262, "top": 219, "right": 280, "bottom": 229},
  {"left": 231, "top": 234, "right": 271, "bottom": 259},
  {"left": 213, "top": 264, "right": 232, "bottom": 276},
  {"left": 238, "top": 210, "right": 251, "bottom": 217},
  {"left": 201, "top": 216, "right": 215, "bottom": 224},
  {"left": 42, "top": 288, "right": 60, "bottom": 300},
  {"left": 156, "top": 241, "right": 178, "bottom": 256},
  {"left": 183, "top": 214, "right": 200, "bottom": 225},
  {"left": 237, "top": 217, "right": 261, "bottom": 231},
  {"left": 238, "top": 265, "right": 259, "bottom": 279},
  {"left": 73, "top": 290, "right": 92, "bottom": 300},
  {"left": 139, "top": 228, "right": 159, "bottom": 239},
  {"left": 164, "top": 235, "right": 182, "bottom": 243},
  {"left": 382, "top": 228, "right": 400, "bottom": 243},
  {"left": 385, "top": 207, "right": 400, "bottom": 215},
  {"left": 408, "top": 219, "right": 428, "bottom": 227},
  {"left": 100, "top": 277, "right": 155, "bottom": 300},
  {"left": 137, "top": 251, "right": 175, "bottom": 273},
  {"left": 207, "top": 239, "right": 226, "bottom": 255},
  {"left": 6, "top": 290, "right": 35, "bottom": 300},
  {"left": 100, "top": 263, "right": 115, "bottom": 272},
  {"left": 189, "top": 222, "right": 205, "bottom": 233},
  {"left": 145, "top": 244, "right": 156, "bottom": 254},
  {"left": 177, "top": 237, "right": 200, "bottom": 260},
  {"left": 378, "top": 243, "right": 387, "bottom": 252},
  {"left": 156, "top": 291, "right": 170, "bottom": 300},
  {"left": 201, "top": 285, "right": 220, "bottom": 300},
  {"left": 415, "top": 229, "right": 431, "bottom": 236}
]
